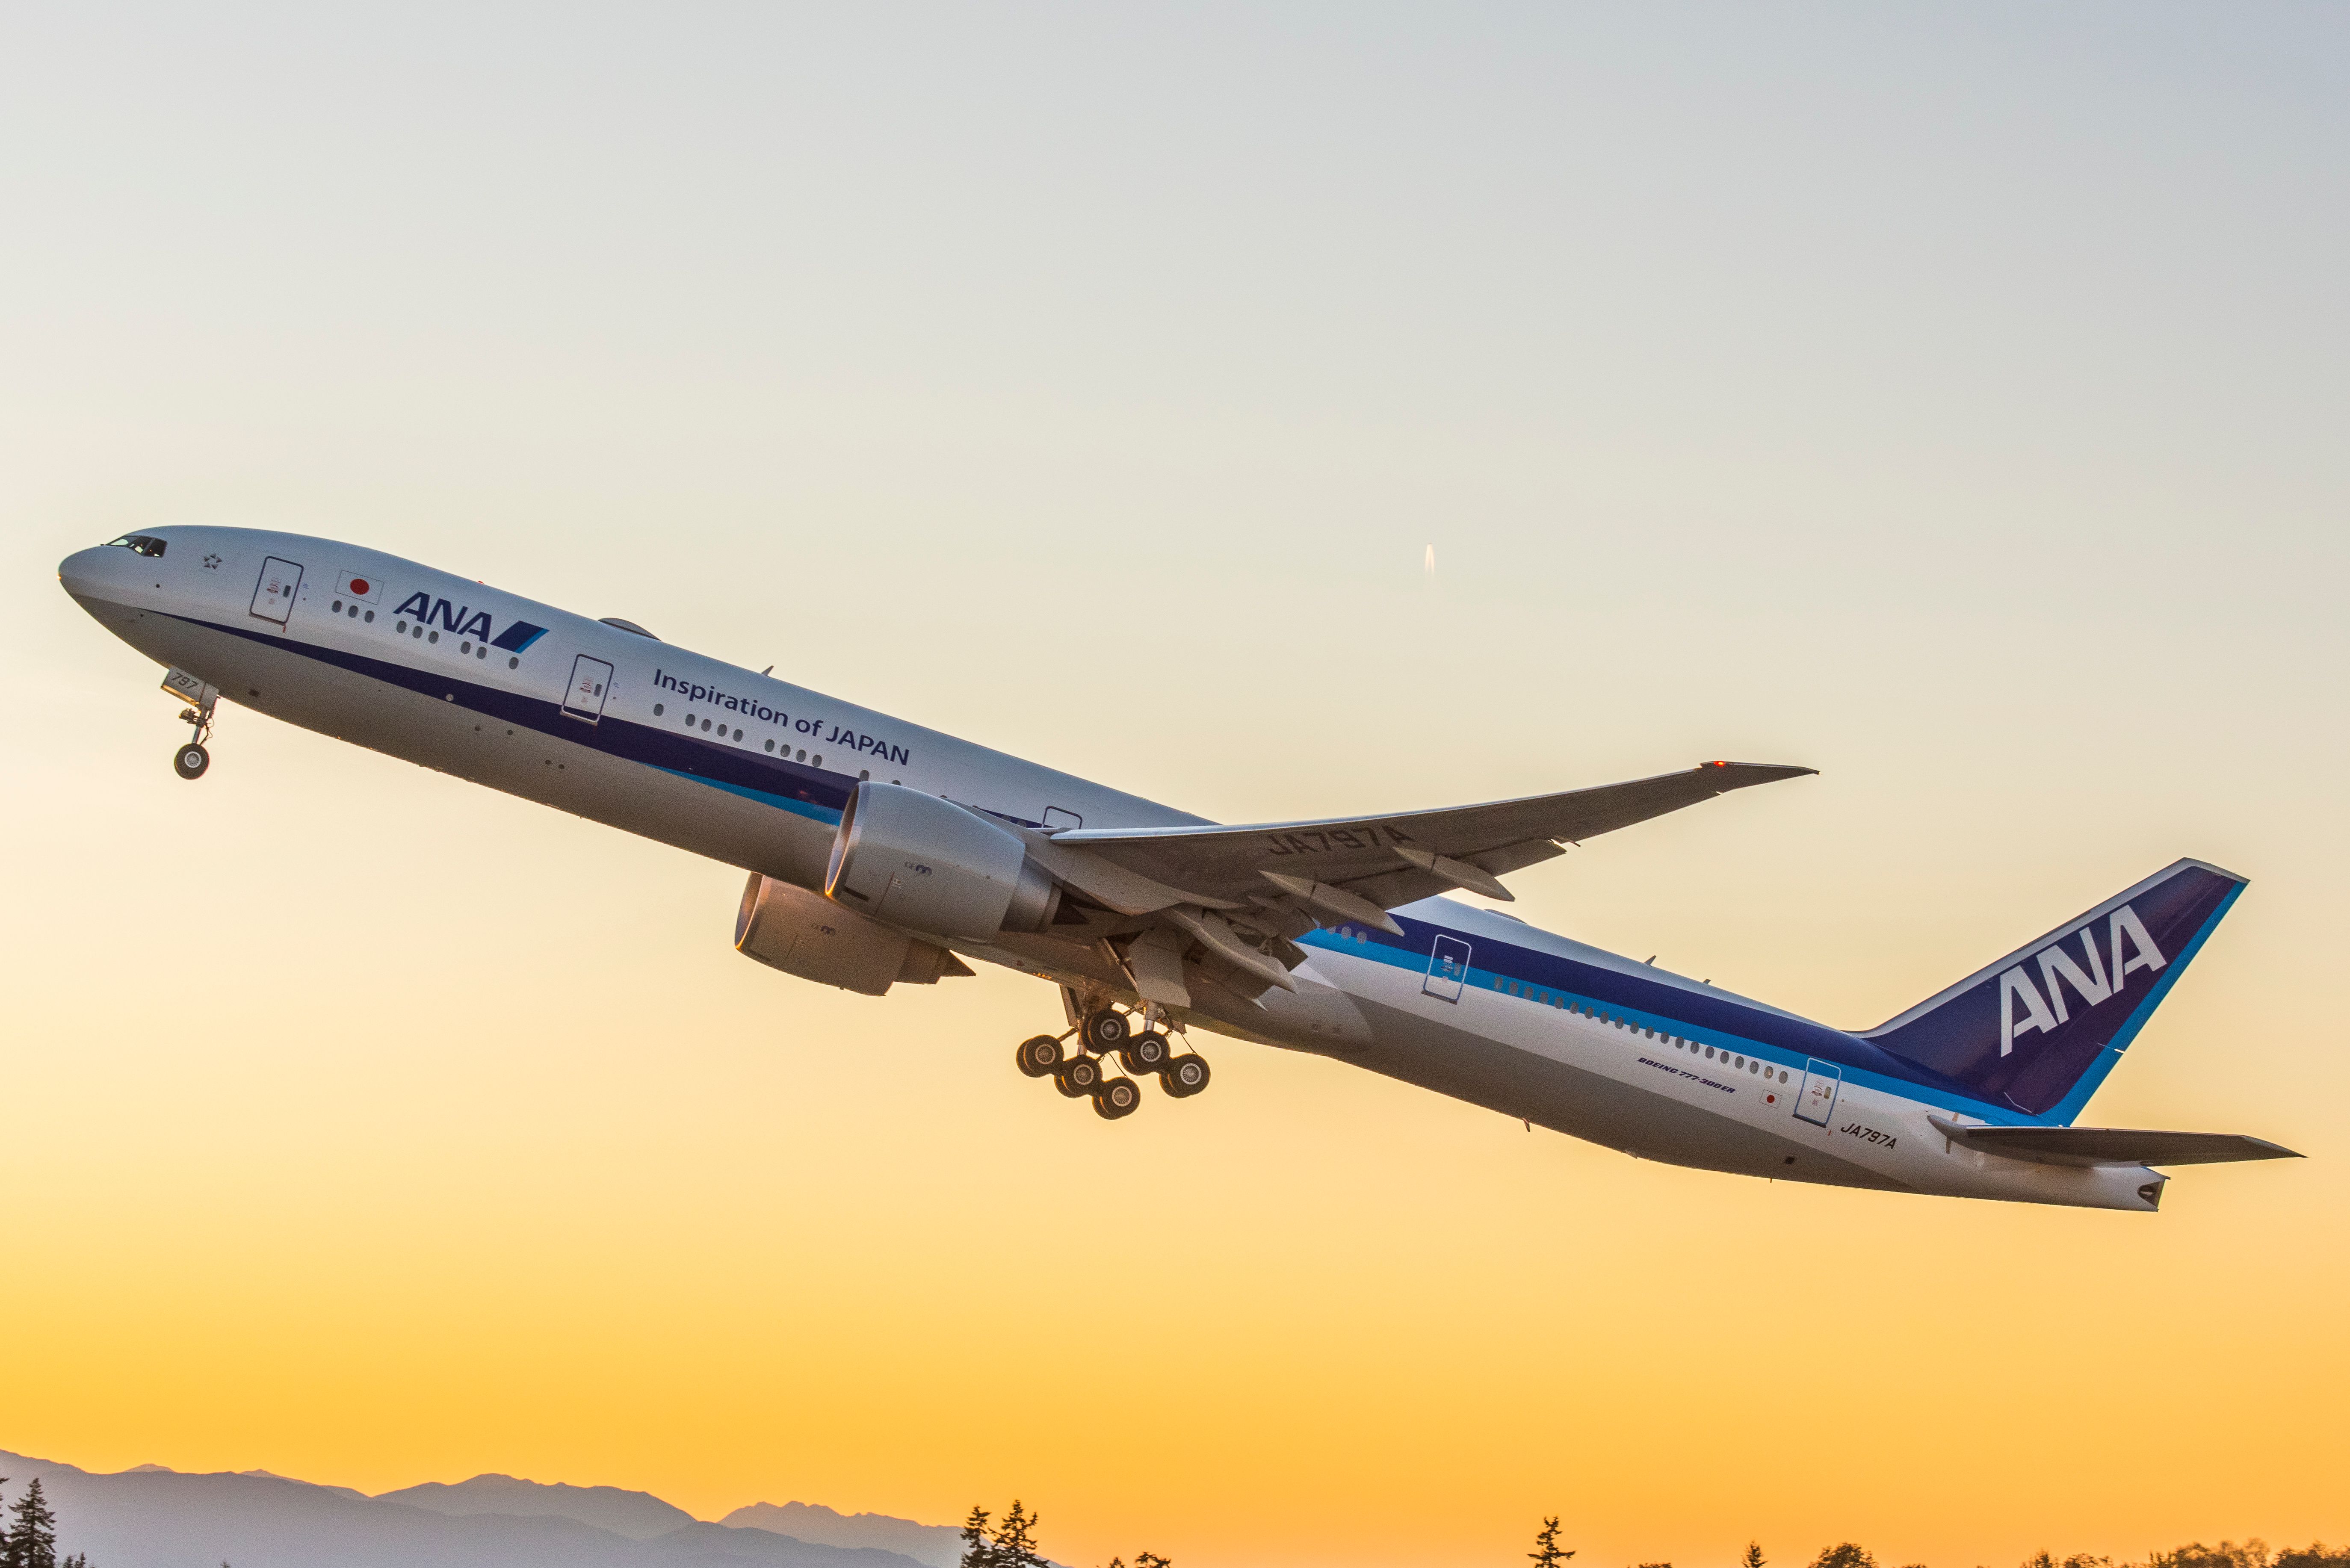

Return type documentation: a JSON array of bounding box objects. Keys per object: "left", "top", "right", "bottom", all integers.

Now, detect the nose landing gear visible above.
[
  {"left": 166, "top": 672, "right": 219, "bottom": 781},
  {"left": 1016, "top": 1006, "right": 1209, "bottom": 1122}
]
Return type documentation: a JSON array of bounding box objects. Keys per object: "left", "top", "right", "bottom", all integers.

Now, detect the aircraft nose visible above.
[{"left": 57, "top": 545, "right": 114, "bottom": 599}]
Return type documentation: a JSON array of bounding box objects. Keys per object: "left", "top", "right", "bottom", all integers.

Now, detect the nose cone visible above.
[{"left": 58, "top": 544, "right": 115, "bottom": 601}]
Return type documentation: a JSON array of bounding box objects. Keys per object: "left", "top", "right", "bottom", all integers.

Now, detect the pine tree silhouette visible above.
[
  {"left": 1530, "top": 1516, "right": 1576, "bottom": 1568},
  {"left": 2, "top": 1475, "right": 60, "bottom": 1568},
  {"left": 959, "top": 1505, "right": 996, "bottom": 1568},
  {"left": 991, "top": 1500, "right": 1044, "bottom": 1568},
  {"left": 1744, "top": 1544, "right": 1767, "bottom": 1568},
  {"left": 991, "top": 1504, "right": 1048, "bottom": 1561}
]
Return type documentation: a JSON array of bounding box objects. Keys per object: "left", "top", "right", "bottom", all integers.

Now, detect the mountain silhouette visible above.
[
  {"left": 719, "top": 1503, "right": 961, "bottom": 1568},
  {"left": 382, "top": 1474, "right": 699, "bottom": 1540},
  {"left": 0, "top": 1451, "right": 932, "bottom": 1568}
]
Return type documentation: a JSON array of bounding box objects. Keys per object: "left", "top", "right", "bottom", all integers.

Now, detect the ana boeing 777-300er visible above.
[{"left": 60, "top": 527, "right": 2299, "bottom": 1210}]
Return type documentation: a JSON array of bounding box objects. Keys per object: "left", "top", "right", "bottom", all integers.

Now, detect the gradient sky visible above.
[{"left": 3, "top": 6, "right": 2346, "bottom": 1567}]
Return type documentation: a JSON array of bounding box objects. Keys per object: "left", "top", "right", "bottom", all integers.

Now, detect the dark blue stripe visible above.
[
  {"left": 173, "top": 610, "right": 857, "bottom": 816},
  {"left": 491, "top": 620, "right": 547, "bottom": 653},
  {"left": 1301, "top": 920, "right": 2048, "bottom": 1125}
]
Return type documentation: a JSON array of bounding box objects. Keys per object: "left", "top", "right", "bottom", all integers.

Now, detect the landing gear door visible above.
[
  {"left": 250, "top": 558, "right": 303, "bottom": 625},
  {"left": 1423, "top": 935, "right": 1472, "bottom": 1003},
  {"left": 1796, "top": 1058, "right": 1842, "bottom": 1127},
  {"left": 563, "top": 655, "right": 614, "bottom": 723}
]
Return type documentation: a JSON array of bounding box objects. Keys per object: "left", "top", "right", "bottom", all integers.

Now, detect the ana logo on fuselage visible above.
[
  {"left": 1997, "top": 905, "right": 2167, "bottom": 1057},
  {"left": 393, "top": 591, "right": 494, "bottom": 641}
]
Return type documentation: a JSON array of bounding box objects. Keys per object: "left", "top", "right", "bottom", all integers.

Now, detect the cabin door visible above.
[
  {"left": 1795, "top": 1058, "right": 1842, "bottom": 1127},
  {"left": 563, "top": 655, "right": 614, "bottom": 723},
  {"left": 249, "top": 557, "right": 303, "bottom": 624},
  {"left": 1423, "top": 935, "right": 1472, "bottom": 1003}
]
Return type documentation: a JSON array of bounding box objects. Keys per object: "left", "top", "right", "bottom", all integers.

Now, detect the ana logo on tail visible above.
[{"left": 1998, "top": 906, "right": 2167, "bottom": 1057}]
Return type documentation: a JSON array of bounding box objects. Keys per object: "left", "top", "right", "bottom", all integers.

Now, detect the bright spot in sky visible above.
[{"left": 1424, "top": 544, "right": 1435, "bottom": 577}]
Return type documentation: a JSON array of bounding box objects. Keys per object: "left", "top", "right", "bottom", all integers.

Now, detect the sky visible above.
[{"left": 2, "top": 5, "right": 2347, "bottom": 1567}]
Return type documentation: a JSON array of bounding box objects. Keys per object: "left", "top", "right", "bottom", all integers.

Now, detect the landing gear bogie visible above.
[{"left": 1018, "top": 1007, "right": 1205, "bottom": 1122}]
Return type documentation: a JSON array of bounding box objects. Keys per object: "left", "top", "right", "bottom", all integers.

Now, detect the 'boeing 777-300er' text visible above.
[{"left": 61, "top": 528, "right": 2299, "bottom": 1209}]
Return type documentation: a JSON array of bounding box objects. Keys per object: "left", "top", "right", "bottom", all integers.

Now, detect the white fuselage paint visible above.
[{"left": 59, "top": 528, "right": 2164, "bottom": 1211}]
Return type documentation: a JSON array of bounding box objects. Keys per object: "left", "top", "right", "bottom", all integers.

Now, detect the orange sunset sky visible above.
[{"left": 3, "top": 6, "right": 2346, "bottom": 1568}]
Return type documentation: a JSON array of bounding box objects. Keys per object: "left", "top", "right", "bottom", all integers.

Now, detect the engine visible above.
[
  {"left": 823, "top": 782, "right": 1061, "bottom": 936},
  {"left": 735, "top": 872, "right": 915, "bottom": 995}
]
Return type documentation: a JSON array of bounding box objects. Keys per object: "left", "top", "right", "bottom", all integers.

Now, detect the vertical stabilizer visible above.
[{"left": 1861, "top": 859, "right": 2245, "bottom": 1122}]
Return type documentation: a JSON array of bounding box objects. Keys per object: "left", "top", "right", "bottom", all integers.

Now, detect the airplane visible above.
[{"left": 59, "top": 527, "right": 2299, "bottom": 1210}]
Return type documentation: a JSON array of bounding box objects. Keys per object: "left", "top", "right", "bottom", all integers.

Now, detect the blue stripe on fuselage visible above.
[
  {"left": 1297, "top": 920, "right": 2048, "bottom": 1126},
  {"left": 168, "top": 604, "right": 2062, "bottom": 1125},
  {"left": 159, "top": 608, "right": 857, "bottom": 818}
]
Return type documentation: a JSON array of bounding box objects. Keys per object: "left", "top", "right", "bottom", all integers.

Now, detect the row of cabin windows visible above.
[
  {"left": 1327, "top": 926, "right": 1798, "bottom": 1087},
  {"left": 343, "top": 600, "right": 523, "bottom": 669},
  {"left": 647, "top": 703, "right": 893, "bottom": 782},
  {"left": 1489, "top": 972, "right": 1794, "bottom": 1084}
]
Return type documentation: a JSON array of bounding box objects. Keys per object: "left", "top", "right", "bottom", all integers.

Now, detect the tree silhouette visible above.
[
  {"left": 991, "top": 1500, "right": 1044, "bottom": 1568},
  {"left": 1809, "top": 1546, "right": 1875, "bottom": 1568},
  {"left": 1530, "top": 1516, "right": 1576, "bottom": 1568},
  {"left": 1744, "top": 1544, "right": 1766, "bottom": 1568},
  {"left": 2, "top": 1475, "right": 60, "bottom": 1568},
  {"left": 959, "top": 1506, "right": 996, "bottom": 1568}
]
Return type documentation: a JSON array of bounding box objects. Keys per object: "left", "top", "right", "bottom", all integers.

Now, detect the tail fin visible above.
[{"left": 1861, "top": 859, "right": 2247, "bottom": 1122}]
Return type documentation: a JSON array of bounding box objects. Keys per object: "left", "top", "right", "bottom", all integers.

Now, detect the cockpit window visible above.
[{"left": 104, "top": 534, "right": 168, "bottom": 558}]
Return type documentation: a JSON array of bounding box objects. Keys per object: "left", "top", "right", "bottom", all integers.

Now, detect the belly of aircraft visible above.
[{"left": 1351, "top": 996, "right": 1900, "bottom": 1187}]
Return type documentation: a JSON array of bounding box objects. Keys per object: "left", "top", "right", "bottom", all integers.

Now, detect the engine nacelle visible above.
[
  {"left": 824, "top": 782, "right": 1061, "bottom": 936},
  {"left": 735, "top": 872, "right": 913, "bottom": 995}
]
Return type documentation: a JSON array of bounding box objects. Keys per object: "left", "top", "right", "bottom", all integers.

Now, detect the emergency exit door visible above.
[
  {"left": 249, "top": 557, "right": 303, "bottom": 624},
  {"left": 562, "top": 655, "right": 614, "bottom": 723}
]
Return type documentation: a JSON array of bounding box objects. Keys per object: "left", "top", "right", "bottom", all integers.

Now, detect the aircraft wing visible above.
[
  {"left": 1928, "top": 1117, "right": 2302, "bottom": 1167},
  {"left": 1049, "top": 761, "right": 1815, "bottom": 915},
  {"left": 1017, "top": 762, "right": 1813, "bottom": 1007}
]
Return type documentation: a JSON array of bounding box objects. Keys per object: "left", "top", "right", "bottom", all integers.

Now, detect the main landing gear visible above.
[{"left": 1014, "top": 1007, "right": 1211, "bottom": 1122}]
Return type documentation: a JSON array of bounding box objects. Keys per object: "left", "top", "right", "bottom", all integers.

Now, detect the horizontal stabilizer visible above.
[{"left": 1928, "top": 1116, "right": 2300, "bottom": 1168}]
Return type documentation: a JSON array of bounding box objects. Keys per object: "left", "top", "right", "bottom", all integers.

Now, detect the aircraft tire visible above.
[
  {"left": 1015, "top": 1035, "right": 1064, "bottom": 1078},
  {"left": 1081, "top": 1008, "right": 1129, "bottom": 1051},
  {"left": 1163, "top": 1054, "right": 1210, "bottom": 1098},
  {"left": 174, "top": 742, "right": 210, "bottom": 780},
  {"left": 1092, "top": 1078, "right": 1141, "bottom": 1120},
  {"left": 1055, "top": 1056, "right": 1103, "bottom": 1098},
  {"left": 1118, "top": 1032, "right": 1171, "bottom": 1074}
]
